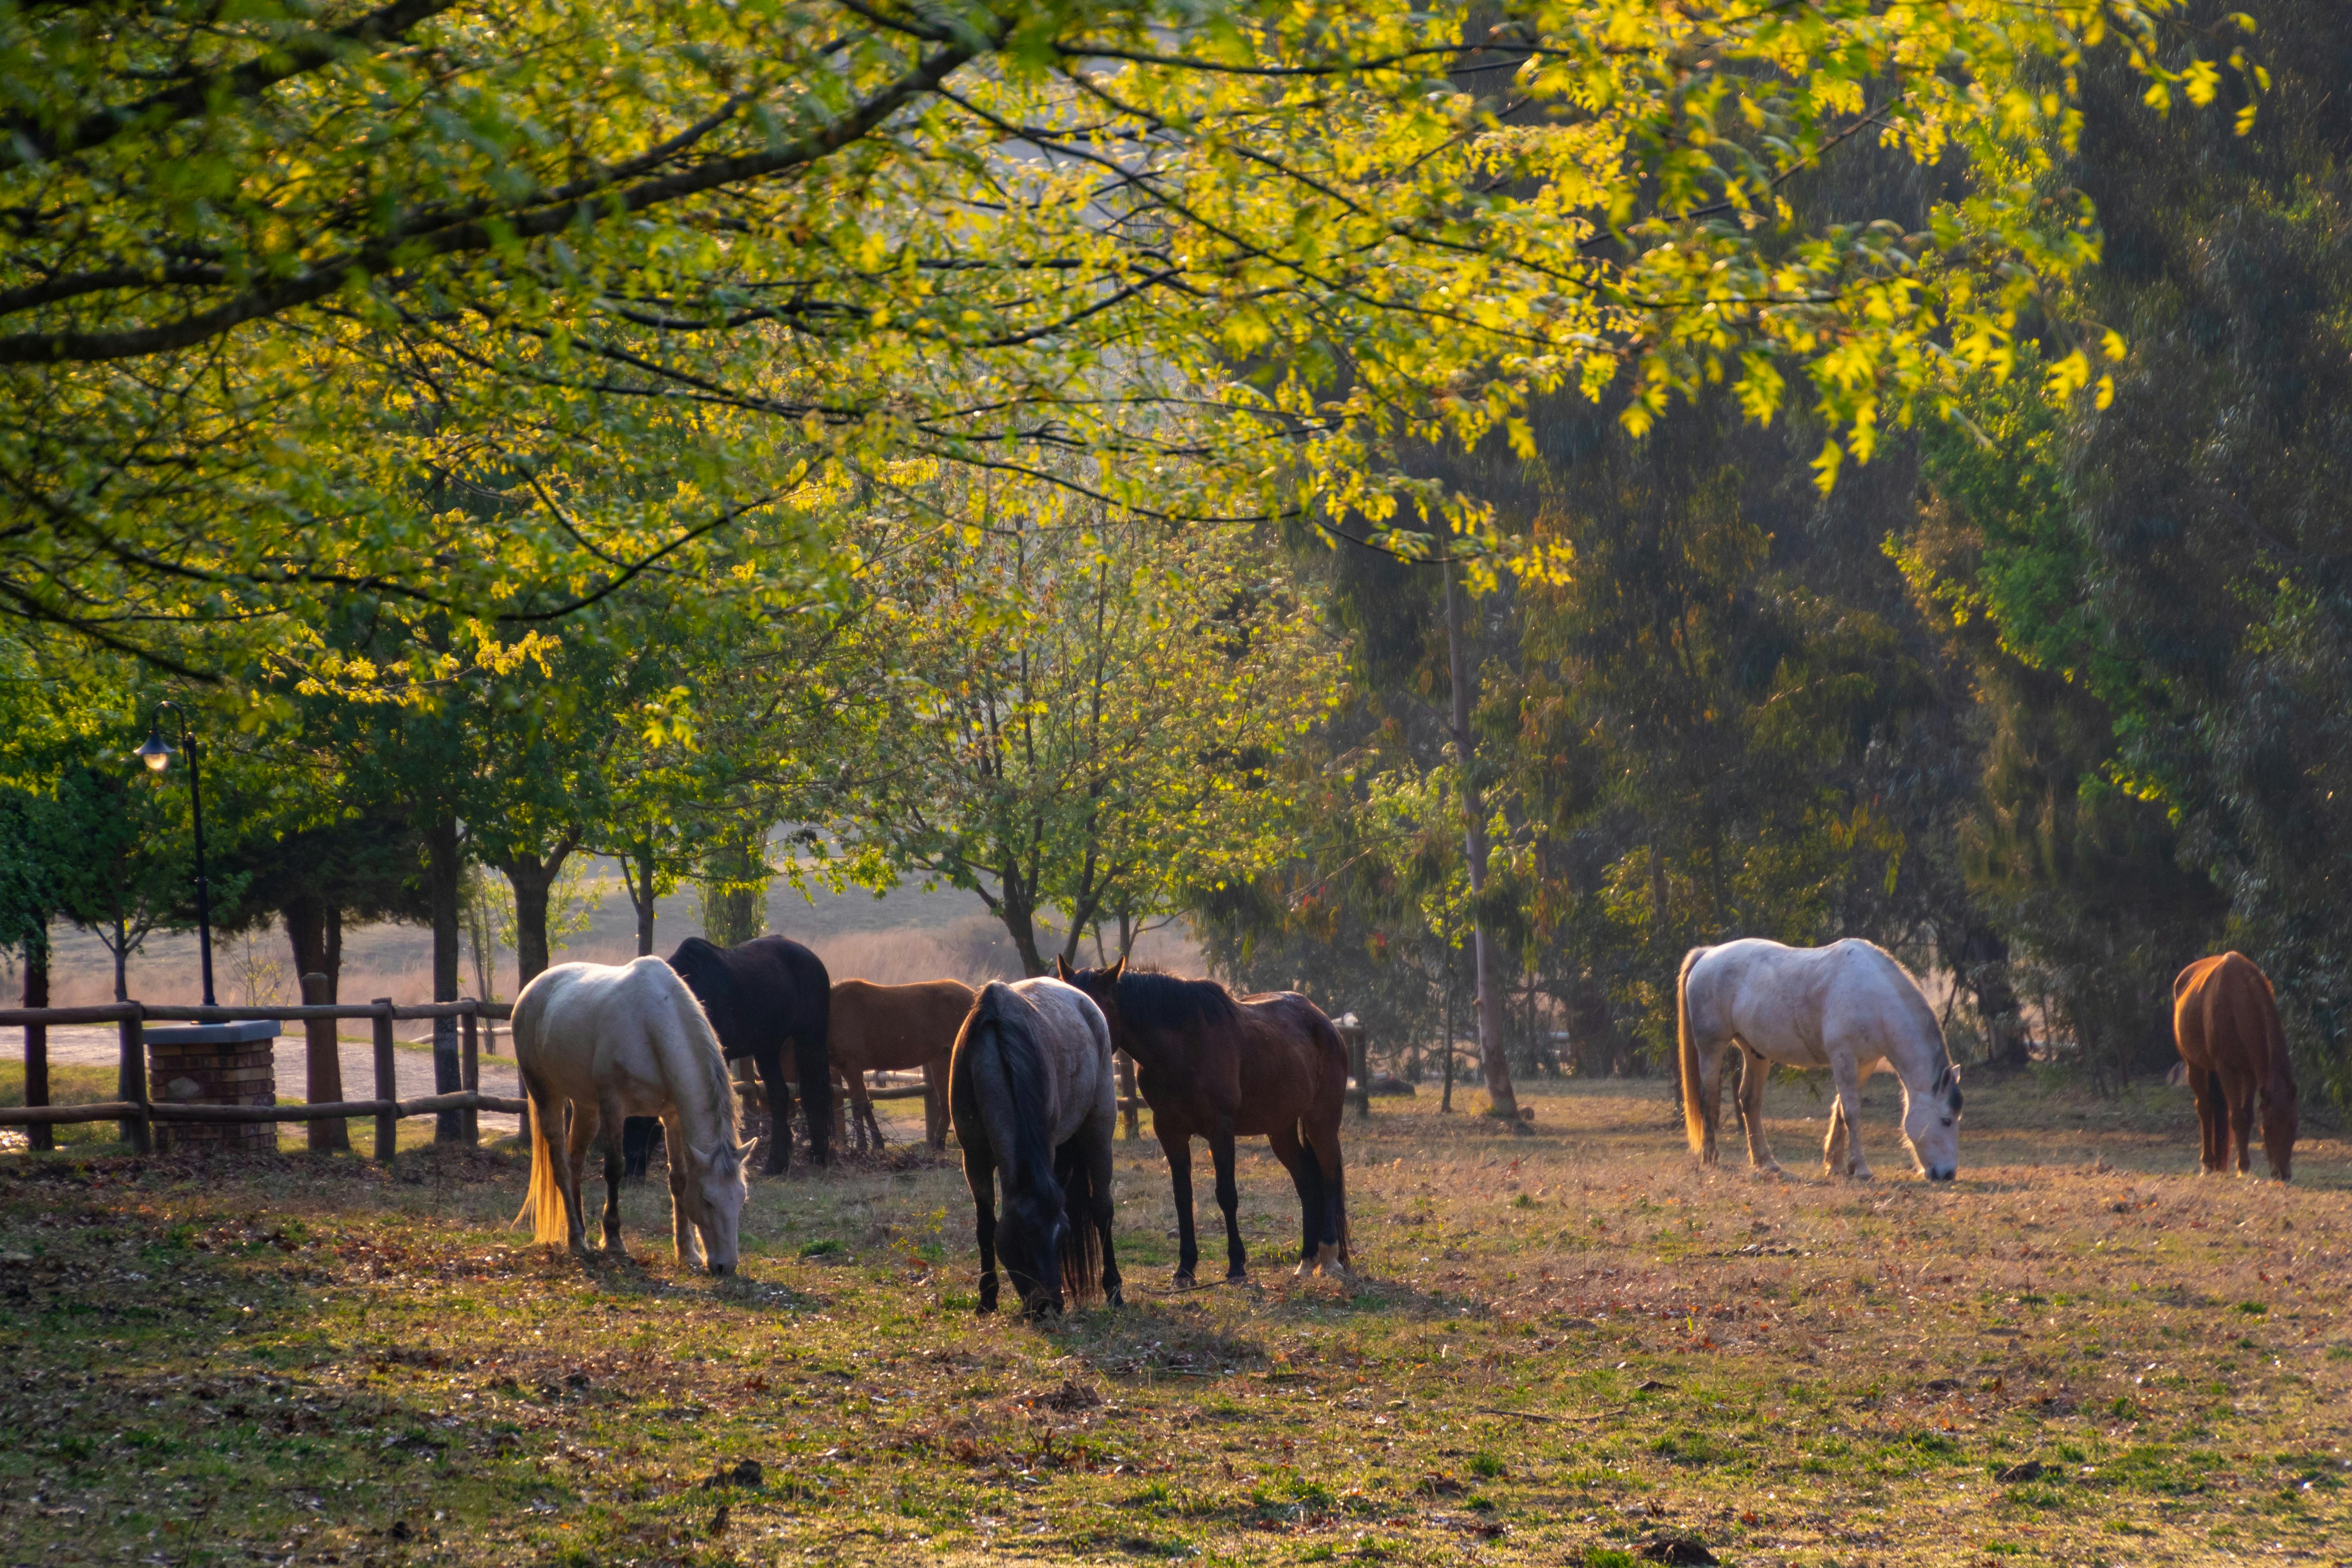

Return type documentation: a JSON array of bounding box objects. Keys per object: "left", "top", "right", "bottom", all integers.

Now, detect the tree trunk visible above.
[
  {"left": 1443, "top": 558, "right": 1521, "bottom": 1124},
  {"left": 112, "top": 913, "right": 128, "bottom": 1002},
  {"left": 1002, "top": 898, "right": 1049, "bottom": 978},
  {"left": 325, "top": 906, "right": 342, "bottom": 1002},
  {"left": 24, "top": 922, "right": 51, "bottom": 1151},
  {"left": 501, "top": 847, "right": 571, "bottom": 991},
  {"left": 625, "top": 843, "right": 658, "bottom": 955},
  {"left": 702, "top": 827, "right": 768, "bottom": 949},
  {"left": 428, "top": 811, "right": 465, "bottom": 1142},
  {"left": 301, "top": 969, "right": 349, "bottom": 1152},
  {"left": 1440, "top": 969, "right": 1457, "bottom": 1113},
  {"left": 1955, "top": 922, "right": 2030, "bottom": 1068},
  {"left": 283, "top": 894, "right": 329, "bottom": 983}
]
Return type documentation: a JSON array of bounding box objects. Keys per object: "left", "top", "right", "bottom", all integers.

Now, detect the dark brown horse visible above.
[
  {"left": 1058, "top": 957, "right": 1351, "bottom": 1283},
  {"left": 2173, "top": 951, "right": 2298, "bottom": 1180},
  {"left": 622, "top": 935, "right": 832, "bottom": 1176}
]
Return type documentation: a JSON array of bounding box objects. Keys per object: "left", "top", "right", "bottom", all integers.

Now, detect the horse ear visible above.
[
  {"left": 1109, "top": 955, "right": 1126, "bottom": 982},
  {"left": 1055, "top": 955, "right": 1074, "bottom": 981}
]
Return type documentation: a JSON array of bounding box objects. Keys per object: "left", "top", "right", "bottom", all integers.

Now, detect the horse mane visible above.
[
  {"left": 1110, "top": 967, "right": 1241, "bottom": 1034},
  {"left": 650, "top": 958, "right": 742, "bottom": 1159}
]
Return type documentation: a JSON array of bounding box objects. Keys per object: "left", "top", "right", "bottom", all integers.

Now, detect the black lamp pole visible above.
[{"left": 135, "top": 702, "right": 216, "bottom": 1008}]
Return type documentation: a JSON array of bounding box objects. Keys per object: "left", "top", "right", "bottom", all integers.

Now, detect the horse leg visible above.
[
  {"left": 1693, "top": 1037, "right": 1729, "bottom": 1165},
  {"left": 964, "top": 1146, "right": 1000, "bottom": 1314},
  {"left": 1736, "top": 1048, "right": 1782, "bottom": 1175},
  {"left": 2226, "top": 1073, "right": 2257, "bottom": 1177},
  {"left": 563, "top": 1103, "right": 601, "bottom": 1255},
  {"left": 753, "top": 1048, "right": 794, "bottom": 1176},
  {"left": 597, "top": 1094, "right": 627, "bottom": 1258},
  {"left": 1160, "top": 1127, "right": 1200, "bottom": 1287},
  {"left": 662, "top": 1111, "right": 707, "bottom": 1270},
  {"left": 855, "top": 1079, "right": 887, "bottom": 1152},
  {"left": 2189, "top": 1066, "right": 2225, "bottom": 1174},
  {"left": 1827, "top": 1055, "right": 1872, "bottom": 1180},
  {"left": 1300, "top": 1109, "right": 1351, "bottom": 1275},
  {"left": 1266, "top": 1124, "right": 1323, "bottom": 1276},
  {"left": 1210, "top": 1121, "right": 1247, "bottom": 1281},
  {"left": 1086, "top": 1122, "right": 1122, "bottom": 1308}
]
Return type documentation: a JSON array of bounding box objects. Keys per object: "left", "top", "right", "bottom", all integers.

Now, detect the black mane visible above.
[{"left": 1106, "top": 967, "right": 1241, "bottom": 1034}]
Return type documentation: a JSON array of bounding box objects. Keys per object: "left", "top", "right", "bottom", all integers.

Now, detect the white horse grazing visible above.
[
  {"left": 1677, "top": 938, "right": 1962, "bottom": 1181},
  {"left": 513, "top": 956, "right": 749, "bottom": 1272}
]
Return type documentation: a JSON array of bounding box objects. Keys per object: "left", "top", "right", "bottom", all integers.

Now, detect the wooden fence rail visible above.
[
  {"left": 13, "top": 997, "right": 1200, "bottom": 1151},
  {"left": 5, "top": 997, "right": 518, "bottom": 1156}
]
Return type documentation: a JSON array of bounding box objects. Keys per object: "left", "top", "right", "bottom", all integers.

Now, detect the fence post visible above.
[
  {"left": 117, "top": 1006, "right": 152, "bottom": 1155},
  {"left": 460, "top": 1004, "right": 480, "bottom": 1146},
  {"left": 1116, "top": 1051, "right": 1140, "bottom": 1140},
  {"left": 301, "top": 972, "right": 349, "bottom": 1153},
  {"left": 371, "top": 1000, "right": 398, "bottom": 1162}
]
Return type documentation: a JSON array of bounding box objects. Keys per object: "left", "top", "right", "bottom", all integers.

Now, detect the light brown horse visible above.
[
  {"left": 831, "top": 978, "right": 974, "bottom": 1151},
  {"left": 2173, "top": 951, "right": 2298, "bottom": 1180},
  {"left": 1060, "top": 957, "right": 1351, "bottom": 1282}
]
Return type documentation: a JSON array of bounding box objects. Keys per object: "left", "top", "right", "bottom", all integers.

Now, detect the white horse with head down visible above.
[
  {"left": 513, "top": 955, "right": 749, "bottom": 1272},
  {"left": 1677, "top": 938, "right": 1962, "bottom": 1181}
]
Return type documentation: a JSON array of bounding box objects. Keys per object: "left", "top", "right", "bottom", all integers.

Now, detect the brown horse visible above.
[
  {"left": 1058, "top": 957, "right": 1351, "bottom": 1282},
  {"left": 2173, "top": 951, "right": 2299, "bottom": 1180},
  {"left": 831, "top": 978, "right": 974, "bottom": 1152}
]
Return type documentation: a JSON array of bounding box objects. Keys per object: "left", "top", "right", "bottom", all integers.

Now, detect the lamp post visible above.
[{"left": 133, "top": 703, "right": 216, "bottom": 1008}]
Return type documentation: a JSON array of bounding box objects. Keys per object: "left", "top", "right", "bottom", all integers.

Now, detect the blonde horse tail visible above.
[
  {"left": 515, "top": 1078, "right": 568, "bottom": 1244},
  {"left": 1677, "top": 946, "right": 1708, "bottom": 1157},
  {"left": 509, "top": 984, "right": 570, "bottom": 1245}
]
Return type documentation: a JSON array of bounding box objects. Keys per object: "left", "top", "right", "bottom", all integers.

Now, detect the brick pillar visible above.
[{"left": 146, "top": 1021, "right": 280, "bottom": 1152}]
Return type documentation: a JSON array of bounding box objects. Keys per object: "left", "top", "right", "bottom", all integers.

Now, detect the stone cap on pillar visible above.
[{"left": 144, "top": 1020, "right": 283, "bottom": 1046}]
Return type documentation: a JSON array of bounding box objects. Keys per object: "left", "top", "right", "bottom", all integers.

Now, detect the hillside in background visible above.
[{"left": 17, "top": 859, "right": 1201, "bottom": 1007}]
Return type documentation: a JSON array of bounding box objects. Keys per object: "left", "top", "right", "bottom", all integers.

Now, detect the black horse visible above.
[{"left": 622, "top": 934, "right": 833, "bottom": 1177}]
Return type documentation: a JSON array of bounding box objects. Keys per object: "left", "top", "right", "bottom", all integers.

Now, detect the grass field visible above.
[{"left": 1, "top": 1070, "right": 2346, "bottom": 1566}]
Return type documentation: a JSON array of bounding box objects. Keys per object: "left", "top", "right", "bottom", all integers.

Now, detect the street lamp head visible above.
[{"left": 135, "top": 724, "right": 174, "bottom": 773}]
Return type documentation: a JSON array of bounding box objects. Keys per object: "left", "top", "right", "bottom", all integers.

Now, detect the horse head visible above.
[
  {"left": 2263, "top": 1078, "right": 2298, "bottom": 1182},
  {"left": 1055, "top": 954, "right": 1125, "bottom": 1043},
  {"left": 994, "top": 1183, "right": 1070, "bottom": 1317},
  {"left": 683, "top": 1135, "right": 750, "bottom": 1275},
  {"left": 1902, "top": 1063, "right": 1963, "bottom": 1182}
]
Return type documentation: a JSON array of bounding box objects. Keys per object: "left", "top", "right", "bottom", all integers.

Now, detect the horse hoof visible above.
[
  {"left": 1105, "top": 1285, "right": 1124, "bottom": 1307},
  {"left": 1172, "top": 1272, "right": 1195, "bottom": 1290},
  {"left": 1226, "top": 1269, "right": 1250, "bottom": 1284}
]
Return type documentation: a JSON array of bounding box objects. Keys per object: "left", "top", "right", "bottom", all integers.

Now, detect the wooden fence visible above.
[
  {"left": 0, "top": 999, "right": 523, "bottom": 1158},
  {"left": 5, "top": 999, "right": 1368, "bottom": 1157}
]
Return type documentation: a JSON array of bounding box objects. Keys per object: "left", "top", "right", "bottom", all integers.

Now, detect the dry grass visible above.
[{"left": 1, "top": 1072, "right": 2346, "bottom": 1567}]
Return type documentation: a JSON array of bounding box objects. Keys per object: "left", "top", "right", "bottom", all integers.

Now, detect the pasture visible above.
[{"left": 1, "top": 1073, "right": 2346, "bottom": 1567}]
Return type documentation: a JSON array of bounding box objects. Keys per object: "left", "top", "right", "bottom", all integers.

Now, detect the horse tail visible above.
[
  {"left": 971, "top": 983, "right": 1056, "bottom": 1195},
  {"left": 508, "top": 980, "right": 567, "bottom": 1242},
  {"left": 1054, "top": 1138, "right": 1103, "bottom": 1307},
  {"left": 516, "top": 1073, "right": 570, "bottom": 1244},
  {"left": 1677, "top": 945, "right": 1707, "bottom": 1156}
]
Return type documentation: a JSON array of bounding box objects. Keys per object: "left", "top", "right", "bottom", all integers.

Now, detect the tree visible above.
[
  {"left": 0, "top": 0, "right": 2235, "bottom": 684},
  {"left": 845, "top": 476, "right": 1337, "bottom": 974}
]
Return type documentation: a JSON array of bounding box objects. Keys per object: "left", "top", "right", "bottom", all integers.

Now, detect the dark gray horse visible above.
[
  {"left": 623, "top": 934, "right": 832, "bottom": 1176},
  {"left": 951, "top": 977, "right": 1121, "bottom": 1316}
]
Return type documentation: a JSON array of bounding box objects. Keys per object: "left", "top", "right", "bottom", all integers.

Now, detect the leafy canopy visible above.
[{"left": 0, "top": 0, "right": 2245, "bottom": 680}]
